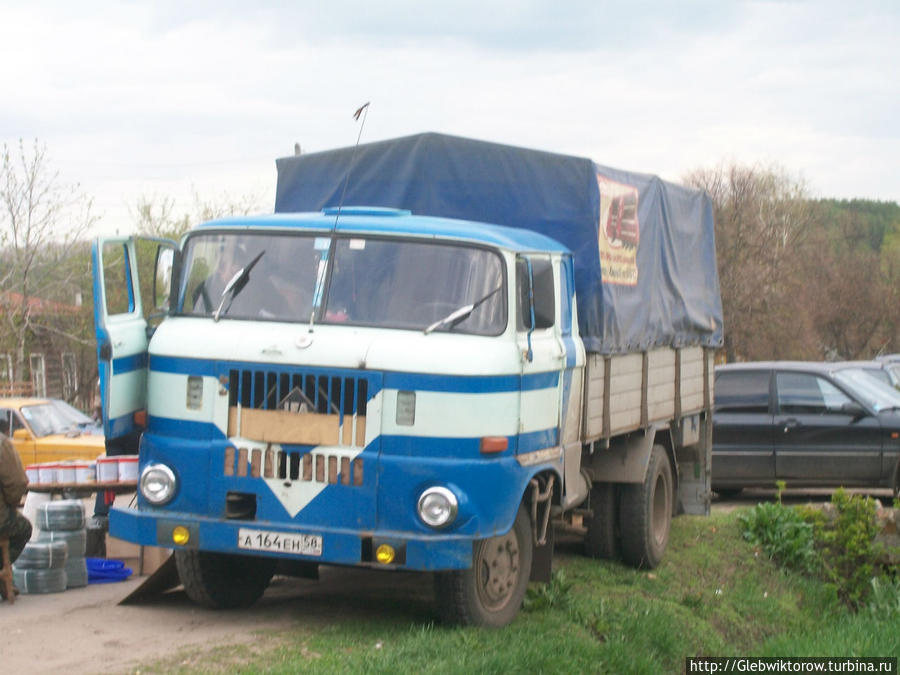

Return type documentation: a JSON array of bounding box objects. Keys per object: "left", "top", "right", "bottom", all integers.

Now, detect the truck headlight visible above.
[
  {"left": 417, "top": 486, "right": 458, "bottom": 528},
  {"left": 140, "top": 463, "right": 177, "bottom": 505}
]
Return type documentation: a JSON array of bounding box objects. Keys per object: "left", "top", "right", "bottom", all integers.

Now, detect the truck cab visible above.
[{"left": 94, "top": 208, "right": 587, "bottom": 626}]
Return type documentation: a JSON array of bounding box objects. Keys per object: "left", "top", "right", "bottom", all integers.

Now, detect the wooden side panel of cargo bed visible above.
[
  {"left": 677, "top": 346, "right": 706, "bottom": 414},
  {"left": 607, "top": 353, "right": 643, "bottom": 436}
]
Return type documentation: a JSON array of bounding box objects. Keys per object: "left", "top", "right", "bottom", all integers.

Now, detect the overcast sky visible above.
[{"left": 2, "top": 1, "right": 897, "bottom": 236}]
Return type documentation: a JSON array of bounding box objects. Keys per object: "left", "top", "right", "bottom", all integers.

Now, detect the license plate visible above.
[{"left": 237, "top": 528, "right": 322, "bottom": 556}]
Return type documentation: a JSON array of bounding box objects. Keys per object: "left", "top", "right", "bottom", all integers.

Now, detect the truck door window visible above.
[
  {"left": 517, "top": 257, "right": 555, "bottom": 331},
  {"left": 101, "top": 242, "right": 134, "bottom": 316}
]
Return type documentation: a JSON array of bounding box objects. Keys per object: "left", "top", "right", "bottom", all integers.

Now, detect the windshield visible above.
[
  {"left": 832, "top": 368, "right": 900, "bottom": 412},
  {"left": 323, "top": 238, "right": 505, "bottom": 334},
  {"left": 21, "top": 401, "right": 96, "bottom": 437},
  {"left": 177, "top": 232, "right": 506, "bottom": 334},
  {"left": 179, "top": 232, "right": 328, "bottom": 321}
]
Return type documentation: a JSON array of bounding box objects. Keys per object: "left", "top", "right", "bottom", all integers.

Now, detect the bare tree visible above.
[
  {"left": 684, "top": 163, "right": 815, "bottom": 362},
  {"left": 131, "top": 189, "right": 261, "bottom": 240},
  {"left": 131, "top": 194, "right": 191, "bottom": 239},
  {"left": 0, "top": 139, "right": 97, "bottom": 384}
]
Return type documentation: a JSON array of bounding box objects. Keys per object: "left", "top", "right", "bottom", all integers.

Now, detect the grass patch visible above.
[{"left": 133, "top": 510, "right": 899, "bottom": 674}]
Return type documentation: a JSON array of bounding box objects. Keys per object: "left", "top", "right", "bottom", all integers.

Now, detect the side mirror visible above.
[
  {"left": 12, "top": 428, "right": 33, "bottom": 442},
  {"left": 841, "top": 401, "right": 867, "bottom": 419}
]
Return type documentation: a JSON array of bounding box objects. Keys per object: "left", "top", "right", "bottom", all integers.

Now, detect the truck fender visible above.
[{"left": 585, "top": 425, "right": 676, "bottom": 485}]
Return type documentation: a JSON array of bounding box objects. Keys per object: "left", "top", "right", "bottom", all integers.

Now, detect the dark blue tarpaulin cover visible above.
[{"left": 275, "top": 132, "right": 723, "bottom": 354}]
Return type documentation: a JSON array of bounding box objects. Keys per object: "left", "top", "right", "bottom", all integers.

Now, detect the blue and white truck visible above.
[{"left": 92, "top": 133, "right": 723, "bottom": 626}]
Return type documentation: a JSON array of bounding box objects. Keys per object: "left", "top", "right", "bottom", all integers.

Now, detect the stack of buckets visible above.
[{"left": 25, "top": 455, "right": 139, "bottom": 486}]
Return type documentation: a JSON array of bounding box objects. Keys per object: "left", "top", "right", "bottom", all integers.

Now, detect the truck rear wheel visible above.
[
  {"left": 175, "top": 549, "right": 276, "bottom": 609},
  {"left": 434, "top": 503, "right": 533, "bottom": 627},
  {"left": 618, "top": 445, "right": 673, "bottom": 569},
  {"left": 584, "top": 482, "right": 619, "bottom": 559}
]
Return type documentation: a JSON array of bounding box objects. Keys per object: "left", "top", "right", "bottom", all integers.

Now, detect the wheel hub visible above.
[{"left": 476, "top": 530, "right": 520, "bottom": 609}]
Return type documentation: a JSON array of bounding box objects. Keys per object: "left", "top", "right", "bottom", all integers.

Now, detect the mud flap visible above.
[
  {"left": 118, "top": 553, "right": 178, "bottom": 604},
  {"left": 529, "top": 525, "right": 554, "bottom": 583}
]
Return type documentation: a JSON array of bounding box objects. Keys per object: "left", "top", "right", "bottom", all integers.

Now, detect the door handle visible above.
[{"left": 782, "top": 418, "right": 801, "bottom": 433}]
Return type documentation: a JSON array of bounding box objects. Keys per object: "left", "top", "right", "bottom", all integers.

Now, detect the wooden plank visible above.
[{"left": 228, "top": 407, "right": 366, "bottom": 446}]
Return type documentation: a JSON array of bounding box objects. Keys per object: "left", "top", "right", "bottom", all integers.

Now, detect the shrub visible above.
[
  {"left": 812, "top": 489, "right": 883, "bottom": 608},
  {"left": 738, "top": 502, "right": 819, "bottom": 574}
]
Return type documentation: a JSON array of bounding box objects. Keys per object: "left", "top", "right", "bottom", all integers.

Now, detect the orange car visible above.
[{"left": 0, "top": 397, "right": 106, "bottom": 465}]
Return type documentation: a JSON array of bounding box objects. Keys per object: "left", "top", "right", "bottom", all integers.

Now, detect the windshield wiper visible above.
[
  {"left": 424, "top": 285, "right": 502, "bottom": 335},
  {"left": 214, "top": 250, "right": 266, "bottom": 322}
]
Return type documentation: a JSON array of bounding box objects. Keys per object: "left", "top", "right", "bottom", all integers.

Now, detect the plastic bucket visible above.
[
  {"left": 96, "top": 457, "right": 118, "bottom": 482},
  {"left": 117, "top": 455, "right": 139, "bottom": 482},
  {"left": 38, "top": 463, "right": 58, "bottom": 484},
  {"left": 57, "top": 462, "right": 76, "bottom": 484},
  {"left": 74, "top": 462, "right": 93, "bottom": 484}
]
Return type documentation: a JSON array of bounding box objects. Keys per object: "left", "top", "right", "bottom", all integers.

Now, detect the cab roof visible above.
[{"left": 192, "top": 207, "right": 571, "bottom": 255}]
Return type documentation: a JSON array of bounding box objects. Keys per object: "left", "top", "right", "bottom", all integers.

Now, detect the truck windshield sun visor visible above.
[{"left": 177, "top": 232, "right": 506, "bottom": 334}]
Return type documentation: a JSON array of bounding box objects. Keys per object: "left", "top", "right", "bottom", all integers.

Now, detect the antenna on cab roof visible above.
[{"left": 331, "top": 101, "right": 370, "bottom": 233}]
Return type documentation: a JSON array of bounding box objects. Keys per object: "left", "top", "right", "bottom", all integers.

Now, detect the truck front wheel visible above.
[
  {"left": 175, "top": 549, "right": 276, "bottom": 609},
  {"left": 434, "top": 503, "right": 533, "bottom": 627},
  {"left": 618, "top": 444, "right": 673, "bottom": 569}
]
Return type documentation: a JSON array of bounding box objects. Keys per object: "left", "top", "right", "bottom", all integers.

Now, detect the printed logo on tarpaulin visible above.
[{"left": 596, "top": 174, "right": 640, "bottom": 286}]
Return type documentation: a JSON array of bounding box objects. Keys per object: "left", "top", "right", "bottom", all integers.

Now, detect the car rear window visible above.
[{"left": 714, "top": 370, "right": 770, "bottom": 413}]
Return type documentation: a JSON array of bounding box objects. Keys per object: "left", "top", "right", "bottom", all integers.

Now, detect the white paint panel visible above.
[
  {"left": 109, "top": 370, "right": 147, "bottom": 419},
  {"left": 148, "top": 372, "right": 219, "bottom": 424},
  {"left": 519, "top": 386, "right": 561, "bottom": 435},
  {"left": 382, "top": 389, "right": 554, "bottom": 438},
  {"left": 150, "top": 318, "right": 521, "bottom": 377}
]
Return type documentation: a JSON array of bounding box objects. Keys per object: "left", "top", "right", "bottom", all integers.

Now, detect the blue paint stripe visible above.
[
  {"left": 561, "top": 335, "right": 578, "bottom": 369},
  {"left": 382, "top": 429, "right": 558, "bottom": 457},
  {"left": 385, "top": 370, "right": 558, "bottom": 393},
  {"left": 150, "top": 355, "right": 218, "bottom": 376},
  {"left": 518, "top": 427, "right": 560, "bottom": 453},
  {"left": 149, "top": 415, "right": 226, "bottom": 440},
  {"left": 107, "top": 413, "right": 137, "bottom": 438},
  {"left": 112, "top": 352, "right": 148, "bottom": 375},
  {"left": 150, "top": 355, "right": 561, "bottom": 394},
  {"left": 150, "top": 413, "right": 560, "bottom": 462}
]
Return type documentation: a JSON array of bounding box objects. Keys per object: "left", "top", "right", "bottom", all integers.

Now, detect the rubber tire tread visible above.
[
  {"left": 175, "top": 549, "right": 276, "bottom": 609},
  {"left": 434, "top": 503, "right": 533, "bottom": 627},
  {"left": 583, "top": 482, "right": 619, "bottom": 559},
  {"left": 618, "top": 445, "right": 673, "bottom": 570}
]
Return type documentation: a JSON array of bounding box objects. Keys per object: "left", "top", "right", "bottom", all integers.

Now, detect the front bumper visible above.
[{"left": 110, "top": 506, "right": 474, "bottom": 571}]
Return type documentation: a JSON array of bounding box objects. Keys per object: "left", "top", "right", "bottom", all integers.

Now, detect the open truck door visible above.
[{"left": 92, "top": 237, "right": 177, "bottom": 452}]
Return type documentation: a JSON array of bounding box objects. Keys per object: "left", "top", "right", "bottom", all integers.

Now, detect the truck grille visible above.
[
  {"left": 222, "top": 365, "right": 375, "bottom": 486},
  {"left": 227, "top": 368, "right": 368, "bottom": 419},
  {"left": 224, "top": 445, "right": 364, "bottom": 486}
]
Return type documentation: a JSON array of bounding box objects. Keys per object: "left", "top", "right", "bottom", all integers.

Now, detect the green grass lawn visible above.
[{"left": 139, "top": 510, "right": 899, "bottom": 674}]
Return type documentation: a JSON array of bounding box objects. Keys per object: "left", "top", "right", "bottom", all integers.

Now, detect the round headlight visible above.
[
  {"left": 140, "top": 463, "right": 177, "bottom": 505},
  {"left": 417, "top": 486, "right": 458, "bottom": 528}
]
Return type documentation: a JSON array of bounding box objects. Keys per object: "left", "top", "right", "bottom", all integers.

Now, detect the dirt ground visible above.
[
  {"left": 2, "top": 487, "right": 893, "bottom": 674},
  {"left": 1, "top": 560, "right": 436, "bottom": 674}
]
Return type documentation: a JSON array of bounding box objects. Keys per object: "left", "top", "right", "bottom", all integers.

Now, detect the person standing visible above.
[{"left": 0, "top": 429, "right": 32, "bottom": 566}]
